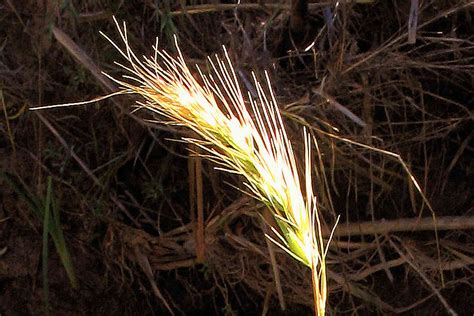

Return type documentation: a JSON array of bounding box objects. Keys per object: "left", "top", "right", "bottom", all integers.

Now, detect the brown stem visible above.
[{"left": 326, "top": 216, "right": 474, "bottom": 237}]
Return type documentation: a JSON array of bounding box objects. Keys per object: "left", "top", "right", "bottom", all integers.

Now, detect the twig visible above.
[
  {"left": 166, "top": 1, "right": 375, "bottom": 16},
  {"left": 328, "top": 216, "right": 474, "bottom": 237}
]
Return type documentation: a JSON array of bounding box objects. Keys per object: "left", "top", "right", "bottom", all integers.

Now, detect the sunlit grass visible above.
[{"left": 100, "top": 18, "right": 331, "bottom": 315}]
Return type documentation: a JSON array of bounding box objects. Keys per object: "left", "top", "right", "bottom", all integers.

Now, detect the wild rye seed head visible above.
[{"left": 101, "top": 18, "right": 328, "bottom": 315}]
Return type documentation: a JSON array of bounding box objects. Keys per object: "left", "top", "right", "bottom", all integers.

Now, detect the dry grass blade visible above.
[{"left": 52, "top": 26, "right": 116, "bottom": 93}]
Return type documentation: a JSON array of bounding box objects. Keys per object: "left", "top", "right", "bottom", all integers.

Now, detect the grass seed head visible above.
[{"left": 104, "top": 17, "right": 329, "bottom": 315}]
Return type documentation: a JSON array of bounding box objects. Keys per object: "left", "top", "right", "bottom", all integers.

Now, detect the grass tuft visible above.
[{"left": 0, "top": 173, "right": 77, "bottom": 290}]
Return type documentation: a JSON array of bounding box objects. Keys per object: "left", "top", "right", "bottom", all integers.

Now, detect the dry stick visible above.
[
  {"left": 166, "top": 1, "right": 375, "bottom": 16},
  {"left": 328, "top": 216, "right": 474, "bottom": 237},
  {"left": 350, "top": 257, "right": 407, "bottom": 281}
]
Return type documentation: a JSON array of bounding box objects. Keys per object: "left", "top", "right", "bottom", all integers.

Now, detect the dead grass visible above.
[{"left": 1, "top": 0, "right": 473, "bottom": 315}]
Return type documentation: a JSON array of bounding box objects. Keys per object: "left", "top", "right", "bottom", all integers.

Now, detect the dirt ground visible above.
[{"left": 1, "top": 1, "right": 473, "bottom": 315}]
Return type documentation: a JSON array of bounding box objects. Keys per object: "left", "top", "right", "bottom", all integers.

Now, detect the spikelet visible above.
[{"left": 101, "top": 18, "right": 328, "bottom": 315}]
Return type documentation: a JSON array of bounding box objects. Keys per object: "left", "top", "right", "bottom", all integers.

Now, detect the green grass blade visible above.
[
  {"left": 49, "top": 190, "right": 78, "bottom": 289},
  {"left": 1, "top": 173, "right": 78, "bottom": 289}
]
